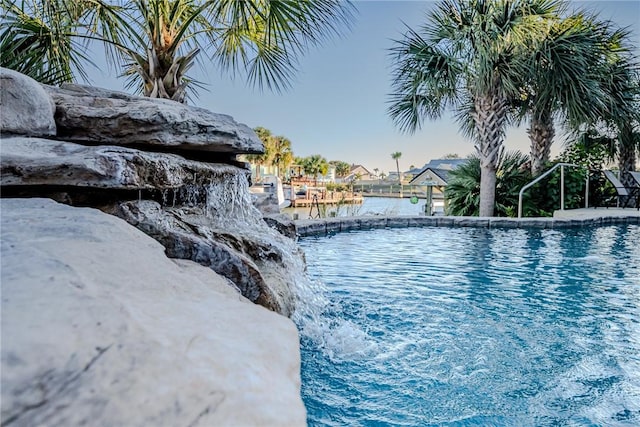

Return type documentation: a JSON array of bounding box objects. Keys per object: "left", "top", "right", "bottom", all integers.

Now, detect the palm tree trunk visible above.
[
  {"left": 479, "top": 164, "right": 497, "bottom": 216},
  {"left": 528, "top": 111, "right": 555, "bottom": 176},
  {"left": 472, "top": 93, "right": 508, "bottom": 217},
  {"left": 618, "top": 142, "right": 636, "bottom": 188},
  {"left": 395, "top": 160, "right": 402, "bottom": 198}
]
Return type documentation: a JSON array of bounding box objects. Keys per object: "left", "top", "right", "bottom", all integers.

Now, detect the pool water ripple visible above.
[{"left": 297, "top": 225, "right": 640, "bottom": 426}]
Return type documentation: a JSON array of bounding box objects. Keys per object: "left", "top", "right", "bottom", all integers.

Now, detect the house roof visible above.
[
  {"left": 349, "top": 164, "right": 372, "bottom": 175},
  {"left": 409, "top": 168, "right": 449, "bottom": 186},
  {"left": 405, "top": 167, "right": 423, "bottom": 175},
  {"left": 409, "top": 159, "right": 468, "bottom": 185},
  {"left": 420, "top": 158, "right": 468, "bottom": 171}
]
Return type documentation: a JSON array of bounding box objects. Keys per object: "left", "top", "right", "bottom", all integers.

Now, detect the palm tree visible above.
[
  {"left": 116, "top": 0, "right": 207, "bottom": 102},
  {"left": 617, "top": 124, "right": 640, "bottom": 189},
  {"left": 515, "top": 11, "right": 637, "bottom": 176},
  {"left": 391, "top": 151, "right": 402, "bottom": 197},
  {"left": 445, "top": 151, "right": 531, "bottom": 217},
  {"left": 565, "top": 45, "right": 640, "bottom": 193},
  {"left": 599, "top": 50, "right": 640, "bottom": 188},
  {"left": 388, "top": 0, "right": 559, "bottom": 216},
  {"left": 301, "top": 154, "right": 329, "bottom": 186},
  {"left": 330, "top": 160, "right": 351, "bottom": 179},
  {"left": 1, "top": 0, "right": 355, "bottom": 101},
  {"left": 245, "top": 126, "right": 274, "bottom": 181},
  {"left": 270, "top": 135, "right": 294, "bottom": 179}
]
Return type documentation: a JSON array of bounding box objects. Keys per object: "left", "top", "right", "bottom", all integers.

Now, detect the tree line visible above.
[{"left": 243, "top": 127, "right": 352, "bottom": 184}]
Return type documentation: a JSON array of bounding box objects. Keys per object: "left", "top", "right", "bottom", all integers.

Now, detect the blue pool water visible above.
[{"left": 296, "top": 225, "right": 640, "bottom": 426}]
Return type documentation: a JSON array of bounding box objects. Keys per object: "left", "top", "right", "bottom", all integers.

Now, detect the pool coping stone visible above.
[{"left": 294, "top": 214, "right": 640, "bottom": 237}]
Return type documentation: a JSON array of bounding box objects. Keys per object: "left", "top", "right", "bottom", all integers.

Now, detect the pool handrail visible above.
[{"left": 517, "top": 163, "right": 588, "bottom": 218}]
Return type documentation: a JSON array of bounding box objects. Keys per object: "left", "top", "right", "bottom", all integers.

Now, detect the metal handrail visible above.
[{"left": 517, "top": 163, "right": 588, "bottom": 218}]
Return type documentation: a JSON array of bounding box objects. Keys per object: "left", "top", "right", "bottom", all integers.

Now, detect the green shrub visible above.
[
  {"left": 445, "top": 151, "right": 531, "bottom": 217},
  {"left": 444, "top": 157, "right": 481, "bottom": 216},
  {"left": 326, "top": 183, "right": 349, "bottom": 192},
  {"left": 525, "top": 164, "right": 587, "bottom": 217},
  {"left": 444, "top": 146, "right": 610, "bottom": 217}
]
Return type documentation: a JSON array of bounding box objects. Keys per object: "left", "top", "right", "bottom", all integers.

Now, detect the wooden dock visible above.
[{"left": 289, "top": 190, "right": 363, "bottom": 207}]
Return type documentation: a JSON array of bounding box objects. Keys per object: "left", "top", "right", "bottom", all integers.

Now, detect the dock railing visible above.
[{"left": 517, "top": 163, "right": 588, "bottom": 218}]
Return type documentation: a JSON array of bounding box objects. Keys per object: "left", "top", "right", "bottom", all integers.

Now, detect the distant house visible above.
[
  {"left": 409, "top": 158, "right": 468, "bottom": 186},
  {"left": 403, "top": 166, "right": 423, "bottom": 181},
  {"left": 249, "top": 163, "right": 278, "bottom": 182},
  {"left": 386, "top": 171, "right": 401, "bottom": 181},
  {"left": 342, "top": 164, "right": 375, "bottom": 182},
  {"left": 289, "top": 163, "right": 336, "bottom": 184}
]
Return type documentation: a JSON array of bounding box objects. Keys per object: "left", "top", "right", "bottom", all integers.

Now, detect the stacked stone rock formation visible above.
[
  {"left": 1, "top": 68, "right": 306, "bottom": 425},
  {"left": 0, "top": 67, "right": 299, "bottom": 315}
]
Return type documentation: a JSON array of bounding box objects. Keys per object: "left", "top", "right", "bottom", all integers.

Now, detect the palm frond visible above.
[
  {"left": 0, "top": 0, "right": 77, "bottom": 85},
  {"left": 204, "top": 0, "right": 354, "bottom": 92},
  {"left": 388, "top": 26, "right": 462, "bottom": 133}
]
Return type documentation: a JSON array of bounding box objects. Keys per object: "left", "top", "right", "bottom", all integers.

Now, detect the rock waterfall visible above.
[
  {"left": 1, "top": 68, "right": 308, "bottom": 425},
  {"left": 1, "top": 68, "right": 304, "bottom": 316}
]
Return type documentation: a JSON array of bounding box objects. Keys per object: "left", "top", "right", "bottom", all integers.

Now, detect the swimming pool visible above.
[{"left": 296, "top": 225, "right": 640, "bottom": 426}]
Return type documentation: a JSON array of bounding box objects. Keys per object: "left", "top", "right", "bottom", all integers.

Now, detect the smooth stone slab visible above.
[
  {"left": 340, "top": 218, "right": 361, "bottom": 232},
  {"left": 1, "top": 137, "right": 245, "bottom": 189},
  {"left": 325, "top": 219, "right": 342, "bottom": 234},
  {"left": 387, "top": 217, "right": 410, "bottom": 228},
  {"left": 295, "top": 220, "right": 327, "bottom": 236},
  {"left": 45, "top": 84, "right": 263, "bottom": 154},
  {"left": 360, "top": 217, "right": 388, "bottom": 229},
  {"left": 488, "top": 218, "right": 523, "bottom": 228},
  {"left": 454, "top": 217, "right": 489, "bottom": 227},
  {"left": 293, "top": 213, "right": 640, "bottom": 237}
]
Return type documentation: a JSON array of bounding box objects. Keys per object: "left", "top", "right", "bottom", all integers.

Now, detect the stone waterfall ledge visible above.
[
  {"left": 294, "top": 215, "right": 640, "bottom": 237},
  {"left": 44, "top": 84, "right": 263, "bottom": 154},
  {"left": 1, "top": 198, "right": 306, "bottom": 427},
  {"left": 1, "top": 136, "right": 248, "bottom": 189}
]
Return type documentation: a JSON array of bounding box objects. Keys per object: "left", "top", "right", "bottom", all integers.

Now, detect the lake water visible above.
[
  {"left": 283, "top": 196, "right": 428, "bottom": 219},
  {"left": 296, "top": 225, "right": 640, "bottom": 426}
]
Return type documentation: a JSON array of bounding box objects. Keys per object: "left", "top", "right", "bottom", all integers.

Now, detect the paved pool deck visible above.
[
  {"left": 293, "top": 208, "right": 640, "bottom": 237},
  {"left": 553, "top": 207, "right": 640, "bottom": 219}
]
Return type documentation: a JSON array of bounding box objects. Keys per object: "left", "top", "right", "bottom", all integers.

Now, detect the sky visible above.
[{"left": 87, "top": 1, "right": 640, "bottom": 174}]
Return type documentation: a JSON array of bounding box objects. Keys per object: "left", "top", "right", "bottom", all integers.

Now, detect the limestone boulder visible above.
[
  {"left": 114, "top": 200, "right": 297, "bottom": 316},
  {"left": 44, "top": 84, "right": 263, "bottom": 154},
  {"left": 1, "top": 136, "right": 246, "bottom": 190},
  {"left": 263, "top": 214, "right": 298, "bottom": 239},
  {"left": 0, "top": 68, "right": 56, "bottom": 136},
  {"left": 0, "top": 198, "right": 306, "bottom": 426}
]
